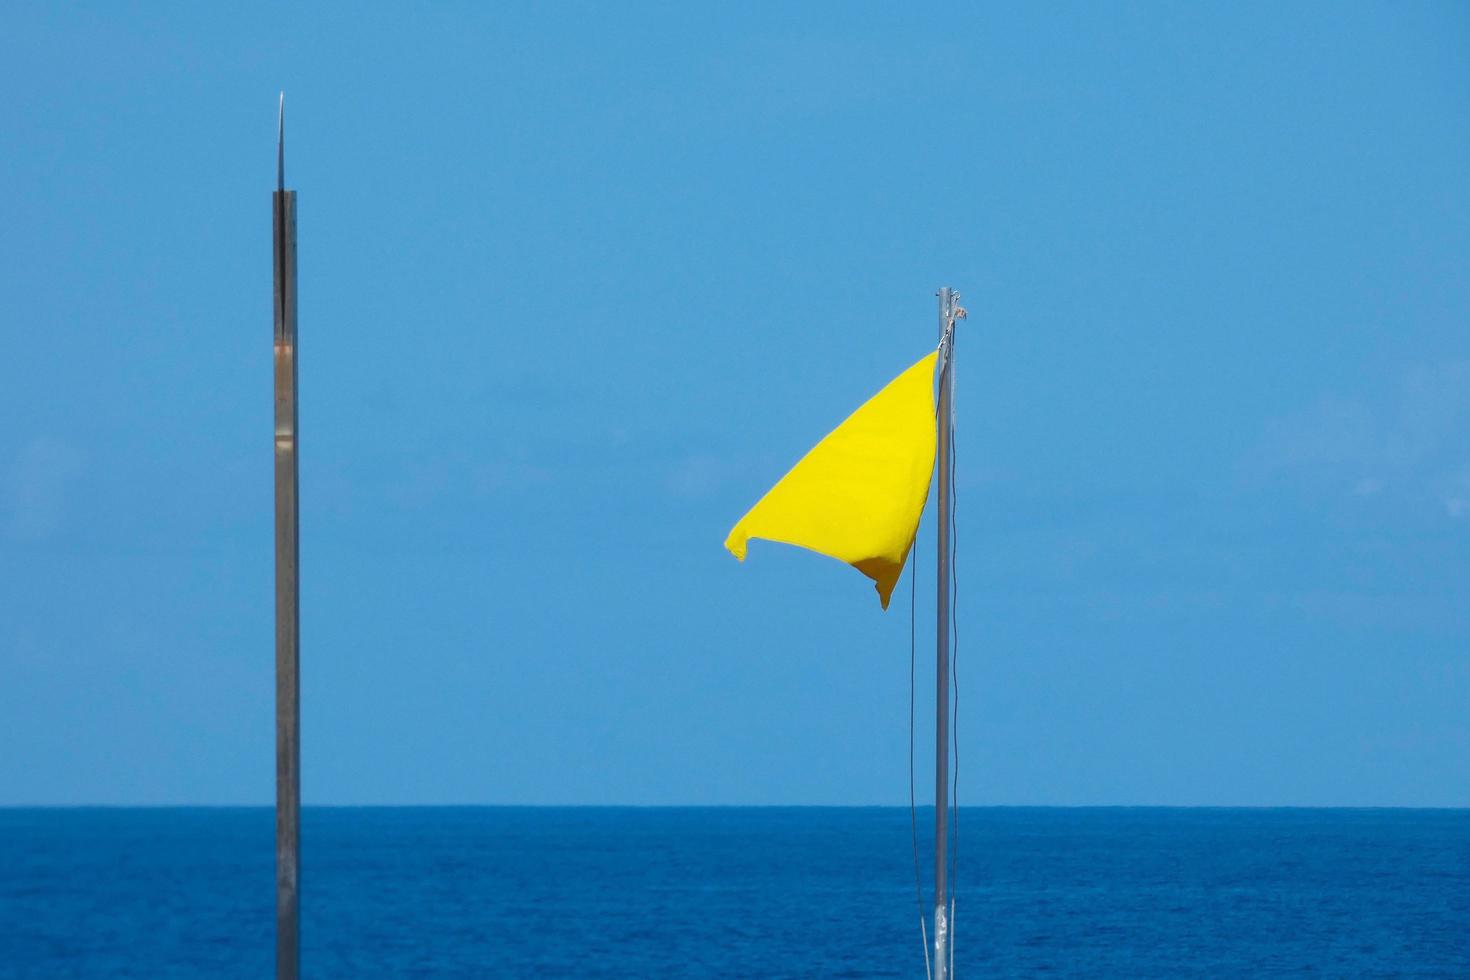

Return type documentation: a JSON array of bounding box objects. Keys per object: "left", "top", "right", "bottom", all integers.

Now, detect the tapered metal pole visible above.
[
  {"left": 933, "top": 286, "right": 956, "bottom": 980},
  {"left": 273, "top": 93, "right": 301, "bottom": 980}
]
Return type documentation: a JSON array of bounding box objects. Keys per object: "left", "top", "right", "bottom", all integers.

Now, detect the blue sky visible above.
[{"left": 1, "top": 3, "right": 1466, "bottom": 806}]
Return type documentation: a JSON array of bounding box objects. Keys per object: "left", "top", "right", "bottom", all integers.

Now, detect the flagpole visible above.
[
  {"left": 273, "top": 93, "right": 301, "bottom": 980},
  {"left": 933, "top": 286, "right": 957, "bottom": 980}
]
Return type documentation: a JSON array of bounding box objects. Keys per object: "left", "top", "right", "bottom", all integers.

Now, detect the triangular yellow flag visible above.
[{"left": 725, "top": 351, "right": 938, "bottom": 609}]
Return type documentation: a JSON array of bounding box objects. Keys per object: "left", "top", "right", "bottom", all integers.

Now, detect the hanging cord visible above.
[{"left": 910, "top": 536, "right": 933, "bottom": 980}]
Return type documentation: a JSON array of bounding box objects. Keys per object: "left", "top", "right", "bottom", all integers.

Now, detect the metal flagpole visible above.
[
  {"left": 273, "top": 92, "right": 301, "bottom": 980},
  {"left": 933, "top": 286, "right": 958, "bottom": 980}
]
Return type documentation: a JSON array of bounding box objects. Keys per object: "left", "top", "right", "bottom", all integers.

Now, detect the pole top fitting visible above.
[
  {"left": 937, "top": 287, "right": 967, "bottom": 322},
  {"left": 938, "top": 287, "right": 966, "bottom": 345},
  {"left": 937, "top": 287, "right": 965, "bottom": 367}
]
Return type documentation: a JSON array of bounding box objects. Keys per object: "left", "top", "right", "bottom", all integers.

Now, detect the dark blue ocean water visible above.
[{"left": 1, "top": 808, "right": 1466, "bottom": 977}]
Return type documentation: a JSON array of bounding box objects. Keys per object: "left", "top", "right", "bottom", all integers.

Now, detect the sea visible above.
[{"left": 1, "top": 807, "right": 1466, "bottom": 977}]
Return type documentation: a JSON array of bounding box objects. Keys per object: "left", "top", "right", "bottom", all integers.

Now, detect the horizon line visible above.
[{"left": 4, "top": 802, "right": 1468, "bottom": 811}]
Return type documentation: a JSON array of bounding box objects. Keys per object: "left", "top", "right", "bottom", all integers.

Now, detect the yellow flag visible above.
[{"left": 725, "top": 351, "right": 938, "bottom": 609}]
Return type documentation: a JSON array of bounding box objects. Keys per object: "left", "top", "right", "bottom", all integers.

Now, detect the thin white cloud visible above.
[
  {"left": 1244, "top": 360, "right": 1470, "bottom": 517},
  {"left": 665, "top": 452, "right": 737, "bottom": 498},
  {"left": 3, "top": 437, "right": 84, "bottom": 540},
  {"left": 1438, "top": 466, "right": 1470, "bottom": 520},
  {"left": 1352, "top": 477, "right": 1384, "bottom": 497}
]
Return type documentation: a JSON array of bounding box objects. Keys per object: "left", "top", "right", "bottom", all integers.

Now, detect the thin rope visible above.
[{"left": 909, "top": 537, "right": 933, "bottom": 980}]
